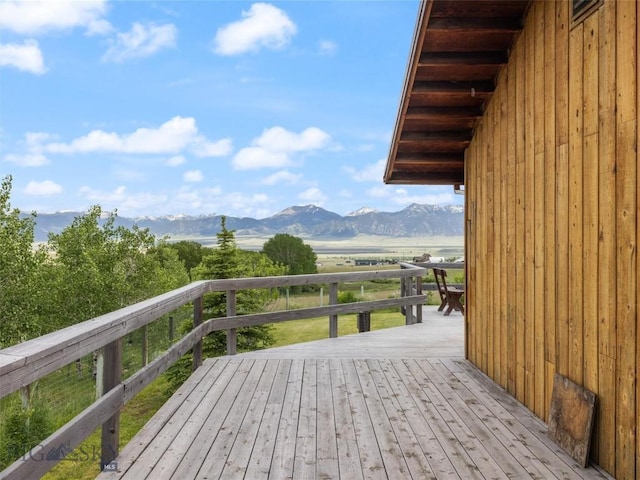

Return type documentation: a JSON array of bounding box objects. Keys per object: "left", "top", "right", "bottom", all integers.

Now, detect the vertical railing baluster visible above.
[
  {"left": 95, "top": 349, "right": 104, "bottom": 398},
  {"left": 141, "top": 325, "right": 148, "bottom": 366},
  {"left": 20, "top": 384, "right": 31, "bottom": 422},
  {"left": 227, "top": 289, "right": 237, "bottom": 355},
  {"left": 169, "top": 315, "right": 175, "bottom": 342},
  {"left": 329, "top": 282, "right": 338, "bottom": 338},
  {"left": 101, "top": 338, "right": 122, "bottom": 470},
  {"left": 193, "top": 296, "right": 203, "bottom": 370}
]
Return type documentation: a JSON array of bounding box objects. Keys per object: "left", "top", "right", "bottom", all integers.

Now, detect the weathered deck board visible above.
[{"left": 98, "top": 310, "right": 612, "bottom": 480}]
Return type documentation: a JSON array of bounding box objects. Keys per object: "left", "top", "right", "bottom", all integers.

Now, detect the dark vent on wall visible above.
[{"left": 572, "top": 0, "right": 603, "bottom": 26}]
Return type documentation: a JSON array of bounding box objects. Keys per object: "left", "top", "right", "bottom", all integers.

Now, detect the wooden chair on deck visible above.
[{"left": 432, "top": 268, "right": 465, "bottom": 316}]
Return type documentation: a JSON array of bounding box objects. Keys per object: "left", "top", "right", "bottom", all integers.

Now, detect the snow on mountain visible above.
[
  {"left": 28, "top": 204, "right": 464, "bottom": 242},
  {"left": 346, "top": 207, "right": 379, "bottom": 216}
]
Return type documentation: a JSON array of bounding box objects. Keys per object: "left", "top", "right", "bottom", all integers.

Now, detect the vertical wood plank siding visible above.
[{"left": 464, "top": 1, "right": 638, "bottom": 477}]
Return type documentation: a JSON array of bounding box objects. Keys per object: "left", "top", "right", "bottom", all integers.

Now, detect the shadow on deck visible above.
[{"left": 97, "top": 307, "right": 611, "bottom": 479}]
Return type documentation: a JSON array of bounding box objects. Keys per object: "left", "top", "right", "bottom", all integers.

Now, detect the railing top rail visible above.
[
  {"left": 1, "top": 280, "right": 208, "bottom": 362},
  {"left": 205, "top": 262, "right": 425, "bottom": 289},
  {"left": 0, "top": 265, "right": 426, "bottom": 399}
]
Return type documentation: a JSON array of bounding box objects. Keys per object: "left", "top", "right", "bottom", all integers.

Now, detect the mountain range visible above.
[{"left": 29, "top": 203, "right": 464, "bottom": 242}]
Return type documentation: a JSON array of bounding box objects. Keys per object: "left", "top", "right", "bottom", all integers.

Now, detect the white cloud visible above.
[
  {"left": 183, "top": 170, "right": 204, "bottom": 182},
  {"left": 24, "top": 180, "right": 62, "bottom": 195},
  {"left": 119, "top": 192, "right": 170, "bottom": 213},
  {"left": 344, "top": 159, "right": 386, "bottom": 182},
  {"left": 233, "top": 147, "right": 288, "bottom": 170},
  {"left": 213, "top": 3, "right": 296, "bottom": 55},
  {"left": 113, "top": 166, "right": 145, "bottom": 182},
  {"left": 3, "top": 152, "right": 49, "bottom": 167},
  {"left": 71, "top": 184, "right": 271, "bottom": 218},
  {"left": 170, "top": 187, "right": 271, "bottom": 218},
  {"left": 49, "top": 130, "right": 122, "bottom": 153},
  {"left": 0, "top": 0, "right": 111, "bottom": 35},
  {"left": 256, "top": 126, "right": 329, "bottom": 151},
  {"left": 102, "top": 22, "right": 177, "bottom": 63},
  {"left": 166, "top": 155, "right": 186, "bottom": 166},
  {"left": 232, "top": 126, "right": 330, "bottom": 170},
  {"left": 224, "top": 191, "right": 271, "bottom": 216},
  {"left": 45, "top": 116, "right": 225, "bottom": 156},
  {"left": 366, "top": 185, "right": 457, "bottom": 206},
  {"left": 3, "top": 132, "right": 54, "bottom": 165},
  {"left": 367, "top": 185, "right": 399, "bottom": 199},
  {"left": 0, "top": 40, "right": 45, "bottom": 74},
  {"left": 261, "top": 170, "right": 302, "bottom": 185},
  {"left": 70, "top": 183, "right": 279, "bottom": 218},
  {"left": 191, "top": 137, "right": 233, "bottom": 157},
  {"left": 78, "top": 185, "right": 168, "bottom": 215},
  {"left": 174, "top": 186, "right": 223, "bottom": 212},
  {"left": 299, "top": 187, "right": 326, "bottom": 205},
  {"left": 79, "top": 185, "right": 127, "bottom": 203},
  {"left": 26, "top": 132, "right": 53, "bottom": 144},
  {"left": 318, "top": 40, "right": 337, "bottom": 56}
]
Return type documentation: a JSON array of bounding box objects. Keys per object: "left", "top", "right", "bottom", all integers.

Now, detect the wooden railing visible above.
[{"left": 0, "top": 264, "right": 426, "bottom": 480}]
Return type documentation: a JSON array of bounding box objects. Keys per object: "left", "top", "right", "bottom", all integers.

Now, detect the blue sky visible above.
[{"left": 0, "top": 0, "right": 464, "bottom": 219}]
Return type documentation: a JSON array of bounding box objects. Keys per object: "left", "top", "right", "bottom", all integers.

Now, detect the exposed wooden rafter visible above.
[{"left": 385, "top": 0, "right": 529, "bottom": 186}]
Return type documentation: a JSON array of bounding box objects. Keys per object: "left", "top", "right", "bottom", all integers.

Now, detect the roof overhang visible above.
[{"left": 384, "top": 0, "right": 530, "bottom": 186}]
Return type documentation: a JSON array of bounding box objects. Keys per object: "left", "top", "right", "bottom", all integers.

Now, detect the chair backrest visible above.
[{"left": 433, "top": 268, "right": 448, "bottom": 299}]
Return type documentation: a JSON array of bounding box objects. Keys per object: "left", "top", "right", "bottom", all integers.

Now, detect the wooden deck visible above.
[{"left": 97, "top": 308, "right": 612, "bottom": 479}]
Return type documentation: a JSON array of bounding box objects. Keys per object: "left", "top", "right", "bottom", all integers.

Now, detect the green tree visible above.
[
  {"left": 46, "top": 206, "right": 188, "bottom": 329},
  {"left": 166, "top": 240, "right": 211, "bottom": 281},
  {"left": 193, "top": 216, "right": 241, "bottom": 281},
  {"left": 0, "top": 177, "right": 56, "bottom": 469},
  {"left": 0, "top": 175, "right": 49, "bottom": 347},
  {"left": 167, "top": 217, "right": 285, "bottom": 390},
  {"left": 193, "top": 215, "right": 284, "bottom": 319},
  {"left": 262, "top": 233, "right": 318, "bottom": 276},
  {"left": 145, "top": 241, "right": 192, "bottom": 294}
]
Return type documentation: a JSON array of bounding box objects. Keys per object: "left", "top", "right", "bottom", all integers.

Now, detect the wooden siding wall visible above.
[{"left": 464, "top": 1, "right": 639, "bottom": 477}]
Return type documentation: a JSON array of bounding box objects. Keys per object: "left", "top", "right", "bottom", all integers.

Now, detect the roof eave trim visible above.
[{"left": 384, "top": 0, "right": 433, "bottom": 184}]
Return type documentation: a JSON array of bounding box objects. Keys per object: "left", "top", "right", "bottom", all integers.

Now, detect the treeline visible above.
[
  {"left": 0, "top": 174, "right": 320, "bottom": 470},
  {"left": 0, "top": 174, "right": 317, "bottom": 350}
]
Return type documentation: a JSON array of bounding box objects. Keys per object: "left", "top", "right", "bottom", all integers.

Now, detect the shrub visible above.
[
  {"left": 338, "top": 291, "right": 360, "bottom": 303},
  {"left": 0, "top": 401, "right": 54, "bottom": 469}
]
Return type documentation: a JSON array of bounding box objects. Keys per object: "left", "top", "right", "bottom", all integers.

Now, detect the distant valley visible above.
[{"left": 29, "top": 203, "right": 465, "bottom": 245}]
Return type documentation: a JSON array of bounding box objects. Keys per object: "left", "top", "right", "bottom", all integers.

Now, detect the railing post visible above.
[
  {"left": 400, "top": 277, "right": 407, "bottom": 316},
  {"left": 193, "top": 296, "right": 203, "bottom": 370},
  {"left": 101, "top": 339, "right": 121, "bottom": 471},
  {"left": 329, "top": 282, "right": 338, "bottom": 338},
  {"left": 405, "top": 276, "right": 415, "bottom": 325},
  {"left": 357, "top": 311, "right": 371, "bottom": 332},
  {"left": 416, "top": 275, "right": 423, "bottom": 323},
  {"left": 227, "top": 289, "right": 237, "bottom": 355}
]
